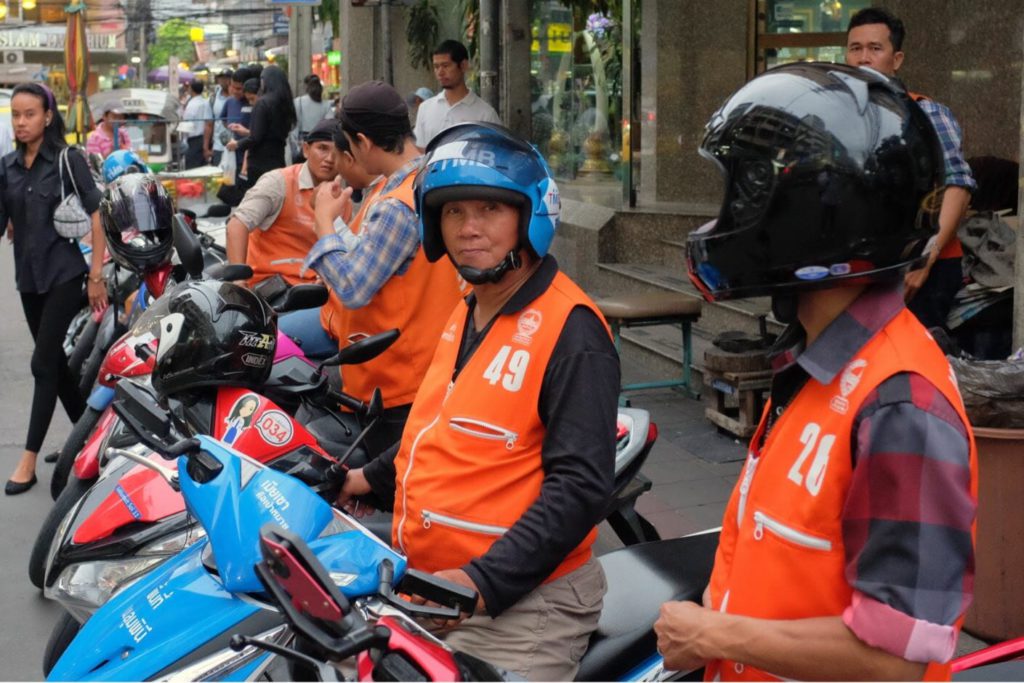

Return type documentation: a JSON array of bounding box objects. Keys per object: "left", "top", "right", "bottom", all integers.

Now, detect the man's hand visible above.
[
  {"left": 313, "top": 181, "right": 354, "bottom": 238},
  {"left": 226, "top": 139, "right": 237, "bottom": 152},
  {"left": 654, "top": 601, "right": 716, "bottom": 672},
  {"left": 228, "top": 123, "right": 249, "bottom": 136},
  {"left": 410, "top": 568, "right": 485, "bottom": 629},
  {"left": 336, "top": 467, "right": 372, "bottom": 513},
  {"left": 904, "top": 249, "right": 937, "bottom": 303}
]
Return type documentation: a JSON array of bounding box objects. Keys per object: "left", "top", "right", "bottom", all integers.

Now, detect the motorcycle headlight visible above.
[
  {"left": 52, "top": 556, "right": 164, "bottom": 617},
  {"left": 50, "top": 526, "right": 206, "bottom": 615}
]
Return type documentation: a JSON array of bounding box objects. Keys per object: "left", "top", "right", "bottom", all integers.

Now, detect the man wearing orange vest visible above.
[
  {"left": 304, "top": 81, "right": 464, "bottom": 452},
  {"left": 656, "top": 64, "right": 977, "bottom": 681},
  {"left": 846, "top": 7, "right": 976, "bottom": 333},
  {"left": 339, "top": 122, "right": 619, "bottom": 681},
  {"left": 225, "top": 118, "right": 341, "bottom": 287}
]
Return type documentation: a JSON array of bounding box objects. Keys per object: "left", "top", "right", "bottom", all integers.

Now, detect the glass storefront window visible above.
[
  {"left": 530, "top": 0, "right": 624, "bottom": 206},
  {"left": 755, "top": 0, "right": 872, "bottom": 74}
]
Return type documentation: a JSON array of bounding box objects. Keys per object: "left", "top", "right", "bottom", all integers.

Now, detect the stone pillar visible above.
[
  {"left": 340, "top": 2, "right": 376, "bottom": 92},
  {"left": 501, "top": 0, "right": 532, "bottom": 139}
]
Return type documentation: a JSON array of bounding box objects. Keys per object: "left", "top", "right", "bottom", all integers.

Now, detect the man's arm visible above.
[
  {"left": 225, "top": 171, "right": 287, "bottom": 264},
  {"left": 461, "top": 307, "right": 619, "bottom": 616},
  {"left": 225, "top": 217, "right": 249, "bottom": 265}
]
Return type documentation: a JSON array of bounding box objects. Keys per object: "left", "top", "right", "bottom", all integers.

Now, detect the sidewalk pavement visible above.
[{"left": 612, "top": 357, "right": 988, "bottom": 658}]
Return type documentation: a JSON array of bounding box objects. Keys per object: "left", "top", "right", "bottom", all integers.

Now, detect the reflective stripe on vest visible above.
[
  {"left": 392, "top": 271, "right": 607, "bottom": 581},
  {"left": 246, "top": 164, "right": 320, "bottom": 286},
  {"left": 705, "top": 309, "right": 977, "bottom": 682}
]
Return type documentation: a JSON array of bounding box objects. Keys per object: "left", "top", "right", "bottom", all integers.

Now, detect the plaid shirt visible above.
[
  {"left": 303, "top": 158, "right": 422, "bottom": 309},
  {"left": 768, "top": 283, "right": 974, "bottom": 663},
  {"left": 916, "top": 98, "right": 976, "bottom": 191}
]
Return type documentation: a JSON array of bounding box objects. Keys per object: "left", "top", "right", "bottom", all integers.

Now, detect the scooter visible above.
[{"left": 47, "top": 379, "right": 713, "bottom": 681}]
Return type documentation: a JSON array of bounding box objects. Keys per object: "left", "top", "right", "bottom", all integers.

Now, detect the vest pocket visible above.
[
  {"left": 448, "top": 417, "right": 518, "bottom": 450},
  {"left": 421, "top": 509, "right": 509, "bottom": 536},
  {"left": 752, "top": 510, "right": 832, "bottom": 552}
]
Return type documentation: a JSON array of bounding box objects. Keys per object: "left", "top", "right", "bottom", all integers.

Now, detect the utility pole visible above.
[
  {"left": 380, "top": 0, "right": 393, "bottom": 85},
  {"left": 479, "top": 0, "right": 499, "bottom": 111},
  {"left": 288, "top": 6, "right": 314, "bottom": 94}
]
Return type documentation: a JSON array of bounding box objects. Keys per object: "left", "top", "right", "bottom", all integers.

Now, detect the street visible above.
[{"left": 0, "top": 243, "right": 69, "bottom": 679}]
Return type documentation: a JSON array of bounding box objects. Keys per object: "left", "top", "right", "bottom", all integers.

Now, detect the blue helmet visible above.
[
  {"left": 102, "top": 149, "right": 151, "bottom": 184},
  {"left": 415, "top": 122, "right": 560, "bottom": 264}
]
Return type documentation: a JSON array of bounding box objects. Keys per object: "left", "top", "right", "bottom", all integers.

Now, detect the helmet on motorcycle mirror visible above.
[
  {"left": 150, "top": 281, "right": 277, "bottom": 398},
  {"left": 686, "top": 63, "right": 944, "bottom": 301},
  {"left": 100, "top": 174, "right": 175, "bottom": 273}
]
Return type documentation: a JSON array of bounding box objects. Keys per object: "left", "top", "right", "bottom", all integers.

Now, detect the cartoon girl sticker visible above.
[{"left": 223, "top": 395, "right": 259, "bottom": 445}]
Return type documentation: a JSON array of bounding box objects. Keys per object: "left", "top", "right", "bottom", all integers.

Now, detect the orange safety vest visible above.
[
  {"left": 319, "top": 176, "right": 386, "bottom": 343},
  {"left": 910, "top": 91, "right": 963, "bottom": 261},
  {"left": 392, "top": 271, "right": 606, "bottom": 581},
  {"left": 245, "top": 164, "right": 321, "bottom": 286},
  {"left": 705, "top": 309, "right": 977, "bottom": 682},
  {"left": 330, "top": 171, "right": 464, "bottom": 408}
]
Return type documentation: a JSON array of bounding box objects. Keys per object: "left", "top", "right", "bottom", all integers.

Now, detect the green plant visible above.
[
  {"left": 147, "top": 19, "right": 195, "bottom": 72},
  {"left": 318, "top": 0, "right": 340, "bottom": 35},
  {"left": 406, "top": 0, "right": 441, "bottom": 70}
]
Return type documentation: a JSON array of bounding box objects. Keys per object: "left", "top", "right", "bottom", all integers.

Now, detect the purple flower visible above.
[{"left": 586, "top": 13, "right": 614, "bottom": 38}]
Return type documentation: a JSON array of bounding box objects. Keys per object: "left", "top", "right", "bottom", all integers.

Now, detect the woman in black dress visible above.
[
  {"left": 227, "top": 65, "right": 296, "bottom": 187},
  {"left": 0, "top": 83, "right": 107, "bottom": 494}
]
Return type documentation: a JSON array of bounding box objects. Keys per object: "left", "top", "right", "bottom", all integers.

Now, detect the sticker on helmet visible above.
[
  {"left": 795, "top": 266, "right": 829, "bottom": 280},
  {"left": 829, "top": 263, "right": 852, "bottom": 276},
  {"left": 429, "top": 141, "right": 496, "bottom": 169},
  {"left": 256, "top": 409, "right": 293, "bottom": 446},
  {"left": 239, "top": 332, "right": 275, "bottom": 350},
  {"left": 539, "top": 178, "right": 560, "bottom": 216},
  {"left": 241, "top": 352, "right": 269, "bottom": 368}
]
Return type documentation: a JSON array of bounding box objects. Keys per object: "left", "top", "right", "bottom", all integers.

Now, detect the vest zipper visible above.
[
  {"left": 752, "top": 510, "right": 832, "bottom": 551},
  {"left": 736, "top": 454, "right": 759, "bottom": 527},
  {"left": 448, "top": 417, "right": 518, "bottom": 450},
  {"left": 421, "top": 510, "right": 509, "bottom": 536},
  {"left": 396, "top": 414, "right": 441, "bottom": 554}
]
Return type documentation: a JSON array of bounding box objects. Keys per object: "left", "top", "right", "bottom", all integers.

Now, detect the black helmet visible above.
[
  {"left": 687, "top": 63, "right": 944, "bottom": 301},
  {"left": 150, "top": 280, "right": 277, "bottom": 398},
  {"left": 100, "top": 173, "right": 175, "bottom": 273}
]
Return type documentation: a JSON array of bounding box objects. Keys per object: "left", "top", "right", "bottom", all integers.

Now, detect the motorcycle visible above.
[{"left": 47, "top": 379, "right": 712, "bottom": 681}]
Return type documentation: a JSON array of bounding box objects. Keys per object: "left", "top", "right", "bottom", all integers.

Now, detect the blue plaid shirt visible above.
[
  {"left": 303, "top": 158, "right": 422, "bottom": 309},
  {"left": 916, "top": 98, "right": 976, "bottom": 191}
]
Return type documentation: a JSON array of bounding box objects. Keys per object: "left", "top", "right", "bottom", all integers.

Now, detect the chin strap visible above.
[
  {"left": 771, "top": 294, "right": 798, "bottom": 325},
  {"left": 455, "top": 249, "right": 523, "bottom": 285}
]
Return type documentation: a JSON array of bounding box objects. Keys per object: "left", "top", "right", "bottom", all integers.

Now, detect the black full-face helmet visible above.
[
  {"left": 100, "top": 173, "right": 175, "bottom": 273},
  {"left": 150, "top": 280, "right": 277, "bottom": 398},
  {"left": 687, "top": 62, "right": 944, "bottom": 301}
]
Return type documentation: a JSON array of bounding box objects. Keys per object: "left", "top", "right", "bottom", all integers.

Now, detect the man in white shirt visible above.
[
  {"left": 413, "top": 40, "right": 501, "bottom": 148},
  {"left": 180, "top": 80, "right": 214, "bottom": 169},
  {"left": 210, "top": 69, "right": 233, "bottom": 166}
]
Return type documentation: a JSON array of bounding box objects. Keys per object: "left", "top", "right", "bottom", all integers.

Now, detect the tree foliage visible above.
[
  {"left": 148, "top": 18, "right": 195, "bottom": 71},
  {"left": 318, "top": 0, "right": 340, "bottom": 38},
  {"left": 406, "top": 0, "right": 441, "bottom": 70}
]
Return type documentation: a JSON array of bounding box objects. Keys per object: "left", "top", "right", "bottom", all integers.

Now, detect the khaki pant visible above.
[{"left": 442, "top": 558, "right": 606, "bottom": 681}]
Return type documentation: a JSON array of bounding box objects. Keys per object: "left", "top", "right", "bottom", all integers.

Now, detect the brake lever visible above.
[
  {"left": 376, "top": 560, "right": 464, "bottom": 621},
  {"left": 229, "top": 635, "right": 343, "bottom": 681}
]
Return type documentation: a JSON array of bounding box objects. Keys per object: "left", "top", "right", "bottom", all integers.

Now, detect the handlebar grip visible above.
[{"left": 165, "top": 437, "right": 201, "bottom": 458}]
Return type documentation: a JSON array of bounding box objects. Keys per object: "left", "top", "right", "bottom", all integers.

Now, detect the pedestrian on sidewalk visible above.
[
  {"left": 413, "top": 40, "right": 501, "bottom": 148},
  {"left": 0, "top": 83, "right": 108, "bottom": 495},
  {"left": 656, "top": 63, "right": 976, "bottom": 681}
]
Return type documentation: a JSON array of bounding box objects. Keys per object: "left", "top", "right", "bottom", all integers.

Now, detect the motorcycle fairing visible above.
[{"left": 74, "top": 406, "right": 119, "bottom": 479}]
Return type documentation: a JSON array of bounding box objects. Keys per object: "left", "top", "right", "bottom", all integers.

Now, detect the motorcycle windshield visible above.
[{"left": 178, "top": 435, "right": 336, "bottom": 593}]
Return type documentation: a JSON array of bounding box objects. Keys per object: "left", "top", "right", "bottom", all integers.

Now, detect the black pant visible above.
[
  {"left": 185, "top": 136, "right": 206, "bottom": 169},
  {"left": 20, "top": 276, "right": 87, "bottom": 452},
  {"left": 908, "top": 257, "right": 963, "bottom": 332}
]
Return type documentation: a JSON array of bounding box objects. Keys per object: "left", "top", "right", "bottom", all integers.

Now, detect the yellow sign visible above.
[
  {"left": 531, "top": 23, "right": 572, "bottom": 54},
  {"left": 190, "top": 27, "right": 205, "bottom": 42}
]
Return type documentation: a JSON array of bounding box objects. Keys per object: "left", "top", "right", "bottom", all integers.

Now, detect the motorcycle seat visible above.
[{"left": 576, "top": 531, "right": 719, "bottom": 682}]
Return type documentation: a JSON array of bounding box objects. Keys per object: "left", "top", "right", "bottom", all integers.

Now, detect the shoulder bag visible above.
[{"left": 53, "top": 147, "right": 93, "bottom": 240}]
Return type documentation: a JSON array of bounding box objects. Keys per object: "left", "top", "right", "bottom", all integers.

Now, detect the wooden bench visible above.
[
  {"left": 596, "top": 292, "right": 702, "bottom": 403},
  {"left": 702, "top": 348, "right": 772, "bottom": 438}
]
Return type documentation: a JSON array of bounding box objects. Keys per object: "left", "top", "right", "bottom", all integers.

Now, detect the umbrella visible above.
[
  {"left": 147, "top": 66, "right": 195, "bottom": 84},
  {"left": 64, "top": 1, "right": 92, "bottom": 143}
]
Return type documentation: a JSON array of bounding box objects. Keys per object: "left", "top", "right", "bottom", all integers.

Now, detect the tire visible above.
[
  {"left": 77, "top": 341, "right": 106, "bottom": 398},
  {"left": 51, "top": 407, "right": 103, "bottom": 501},
  {"left": 42, "top": 610, "right": 80, "bottom": 678},
  {"left": 30, "top": 476, "right": 91, "bottom": 589},
  {"left": 66, "top": 315, "right": 98, "bottom": 386}
]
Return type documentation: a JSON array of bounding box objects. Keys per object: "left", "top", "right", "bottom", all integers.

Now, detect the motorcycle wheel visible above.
[
  {"left": 65, "top": 315, "right": 98, "bottom": 387},
  {"left": 77, "top": 342, "right": 106, "bottom": 398},
  {"left": 30, "top": 475, "right": 91, "bottom": 589},
  {"left": 42, "top": 610, "right": 80, "bottom": 678},
  {"left": 51, "top": 407, "right": 103, "bottom": 501}
]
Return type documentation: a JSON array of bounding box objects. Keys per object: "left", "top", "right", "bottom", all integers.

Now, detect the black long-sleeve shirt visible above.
[
  {"left": 0, "top": 144, "right": 102, "bottom": 293},
  {"left": 363, "top": 256, "right": 620, "bottom": 616},
  {"left": 235, "top": 98, "right": 288, "bottom": 181}
]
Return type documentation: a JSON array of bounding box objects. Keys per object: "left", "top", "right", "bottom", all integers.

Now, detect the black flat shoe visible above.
[
  {"left": 43, "top": 451, "right": 59, "bottom": 464},
  {"left": 5, "top": 475, "right": 37, "bottom": 495}
]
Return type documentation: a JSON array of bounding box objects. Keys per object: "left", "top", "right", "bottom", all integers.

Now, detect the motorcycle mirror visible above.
[
  {"left": 320, "top": 329, "right": 400, "bottom": 370},
  {"left": 204, "top": 263, "right": 254, "bottom": 282},
  {"left": 172, "top": 213, "right": 205, "bottom": 279},
  {"left": 272, "top": 284, "right": 329, "bottom": 314},
  {"left": 365, "top": 387, "right": 383, "bottom": 423},
  {"left": 111, "top": 379, "right": 175, "bottom": 453}
]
